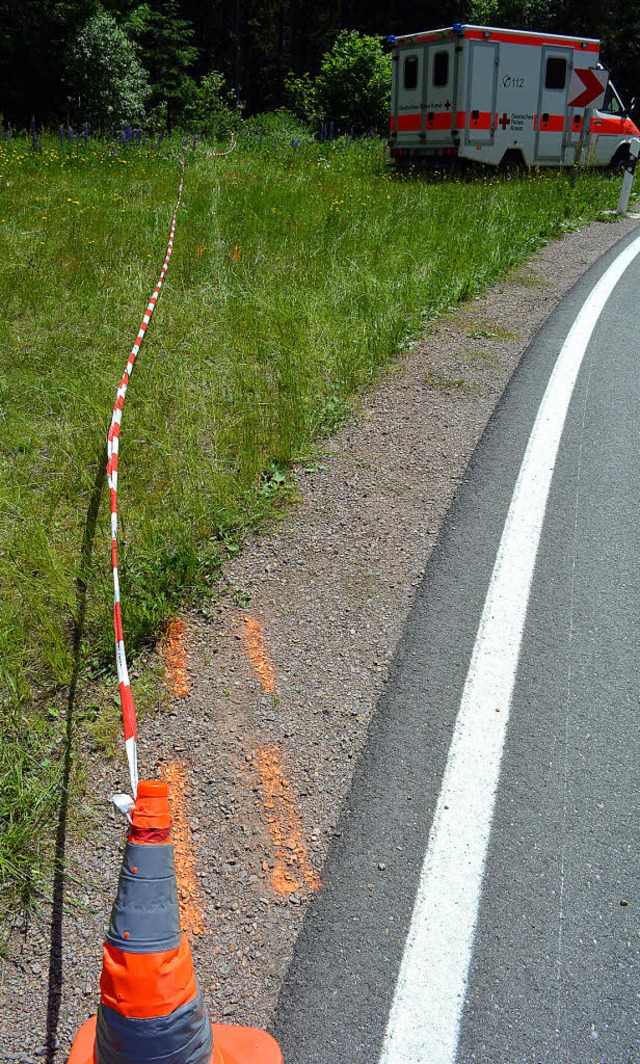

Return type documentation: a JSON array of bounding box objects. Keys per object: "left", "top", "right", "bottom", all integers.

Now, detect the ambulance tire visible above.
[
  {"left": 499, "top": 149, "right": 526, "bottom": 175},
  {"left": 609, "top": 146, "right": 630, "bottom": 171}
]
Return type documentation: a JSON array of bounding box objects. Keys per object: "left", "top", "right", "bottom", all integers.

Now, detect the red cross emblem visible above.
[{"left": 499, "top": 113, "right": 511, "bottom": 130}]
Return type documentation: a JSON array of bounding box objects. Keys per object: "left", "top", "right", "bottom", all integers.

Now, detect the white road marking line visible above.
[{"left": 379, "top": 232, "right": 640, "bottom": 1064}]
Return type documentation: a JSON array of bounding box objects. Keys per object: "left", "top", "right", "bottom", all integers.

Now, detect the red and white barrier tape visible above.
[
  {"left": 106, "top": 153, "right": 185, "bottom": 798},
  {"left": 204, "top": 132, "right": 237, "bottom": 158},
  {"left": 106, "top": 136, "right": 236, "bottom": 799}
]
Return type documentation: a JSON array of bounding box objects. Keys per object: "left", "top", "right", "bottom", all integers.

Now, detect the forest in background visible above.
[{"left": 1, "top": 0, "right": 640, "bottom": 132}]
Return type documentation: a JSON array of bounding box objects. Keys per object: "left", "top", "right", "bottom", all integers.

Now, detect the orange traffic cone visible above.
[{"left": 67, "top": 780, "right": 283, "bottom": 1064}]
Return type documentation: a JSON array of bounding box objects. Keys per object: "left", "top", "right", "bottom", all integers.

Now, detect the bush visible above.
[
  {"left": 241, "top": 108, "right": 314, "bottom": 146},
  {"left": 187, "top": 71, "right": 242, "bottom": 139},
  {"left": 284, "top": 71, "right": 319, "bottom": 127},
  {"left": 315, "top": 30, "right": 391, "bottom": 135},
  {"left": 65, "top": 10, "right": 150, "bottom": 128}
]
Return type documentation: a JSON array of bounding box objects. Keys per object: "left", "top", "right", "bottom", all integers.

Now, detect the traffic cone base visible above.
[
  {"left": 212, "top": 1024, "right": 284, "bottom": 1064},
  {"left": 68, "top": 1017, "right": 284, "bottom": 1064},
  {"left": 67, "top": 1016, "right": 97, "bottom": 1064},
  {"left": 66, "top": 782, "right": 285, "bottom": 1064}
]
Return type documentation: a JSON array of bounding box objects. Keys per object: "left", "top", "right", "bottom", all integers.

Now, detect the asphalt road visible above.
[{"left": 272, "top": 228, "right": 640, "bottom": 1064}]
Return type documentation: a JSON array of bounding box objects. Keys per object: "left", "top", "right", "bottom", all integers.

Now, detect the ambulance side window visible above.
[
  {"left": 601, "top": 84, "right": 623, "bottom": 115},
  {"left": 433, "top": 51, "right": 449, "bottom": 87},
  {"left": 404, "top": 55, "right": 419, "bottom": 91},
  {"left": 545, "top": 57, "right": 567, "bottom": 90}
]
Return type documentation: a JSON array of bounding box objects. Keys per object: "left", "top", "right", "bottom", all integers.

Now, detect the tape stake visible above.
[{"left": 106, "top": 154, "right": 185, "bottom": 798}]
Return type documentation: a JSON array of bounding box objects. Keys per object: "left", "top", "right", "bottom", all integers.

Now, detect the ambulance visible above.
[{"left": 388, "top": 23, "right": 640, "bottom": 169}]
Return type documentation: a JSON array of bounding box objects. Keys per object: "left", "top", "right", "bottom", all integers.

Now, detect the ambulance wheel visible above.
[
  {"left": 609, "top": 146, "right": 630, "bottom": 171},
  {"left": 499, "top": 149, "right": 526, "bottom": 174}
]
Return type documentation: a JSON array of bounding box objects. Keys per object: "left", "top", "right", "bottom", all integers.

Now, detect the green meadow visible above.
[{"left": 0, "top": 131, "right": 624, "bottom": 910}]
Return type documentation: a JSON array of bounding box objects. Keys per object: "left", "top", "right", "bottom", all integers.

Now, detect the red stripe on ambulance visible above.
[{"left": 397, "top": 113, "right": 422, "bottom": 131}]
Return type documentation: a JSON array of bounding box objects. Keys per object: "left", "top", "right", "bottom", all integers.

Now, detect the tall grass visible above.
[{"left": 0, "top": 131, "right": 623, "bottom": 909}]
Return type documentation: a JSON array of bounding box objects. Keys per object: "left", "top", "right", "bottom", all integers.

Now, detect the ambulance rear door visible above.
[
  {"left": 392, "top": 47, "right": 424, "bottom": 144},
  {"left": 422, "top": 40, "right": 457, "bottom": 143}
]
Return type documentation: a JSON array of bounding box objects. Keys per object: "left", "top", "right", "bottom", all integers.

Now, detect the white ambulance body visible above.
[{"left": 388, "top": 24, "right": 640, "bottom": 168}]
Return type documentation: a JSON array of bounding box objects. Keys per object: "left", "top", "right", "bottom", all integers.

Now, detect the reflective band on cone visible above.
[{"left": 67, "top": 782, "right": 284, "bottom": 1064}]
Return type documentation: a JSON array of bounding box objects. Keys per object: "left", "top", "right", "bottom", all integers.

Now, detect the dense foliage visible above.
[
  {"left": 286, "top": 30, "right": 392, "bottom": 134},
  {"left": 66, "top": 9, "right": 150, "bottom": 126},
  {"left": 1, "top": 0, "right": 639, "bottom": 131}
]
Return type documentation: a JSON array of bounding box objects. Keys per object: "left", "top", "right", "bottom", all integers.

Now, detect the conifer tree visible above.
[{"left": 137, "top": 0, "right": 199, "bottom": 130}]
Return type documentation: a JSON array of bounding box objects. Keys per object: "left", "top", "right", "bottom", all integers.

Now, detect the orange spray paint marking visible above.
[
  {"left": 242, "top": 616, "right": 275, "bottom": 693},
  {"left": 160, "top": 618, "right": 190, "bottom": 699},
  {"left": 255, "top": 746, "right": 321, "bottom": 896},
  {"left": 162, "top": 761, "right": 205, "bottom": 936},
  {"left": 233, "top": 244, "right": 241, "bottom": 262}
]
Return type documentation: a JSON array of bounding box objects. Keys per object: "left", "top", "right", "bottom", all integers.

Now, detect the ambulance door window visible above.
[
  {"left": 404, "top": 55, "right": 419, "bottom": 91},
  {"left": 545, "top": 57, "right": 567, "bottom": 90},
  {"left": 433, "top": 51, "right": 449, "bottom": 87},
  {"left": 600, "top": 83, "right": 623, "bottom": 115}
]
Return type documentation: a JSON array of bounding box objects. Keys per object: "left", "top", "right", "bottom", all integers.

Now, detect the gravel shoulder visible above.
[{"left": 2, "top": 211, "right": 639, "bottom": 1062}]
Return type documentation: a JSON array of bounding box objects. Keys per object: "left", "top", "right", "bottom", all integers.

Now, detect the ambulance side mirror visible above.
[{"left": 628, "top": 96, "right": 637, "bottom": 115}]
